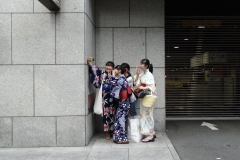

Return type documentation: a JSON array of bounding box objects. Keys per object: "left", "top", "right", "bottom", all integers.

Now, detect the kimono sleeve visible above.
[
  {"left": 89, "top": 65, "right": 102, "bottom": 88},
  {"left": 109, "top": 77, "right": 124, "bottom": 99},
  {"left": 127, "top": 77, "right": 134, "bottom": 88},
  {"left": 146, "top": 73, "right": 156, "bottom": 92}
]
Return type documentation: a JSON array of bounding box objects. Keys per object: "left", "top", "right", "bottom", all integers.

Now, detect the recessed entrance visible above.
[{"left": 165, "top": 0, "right": 240, "bottom": 119}]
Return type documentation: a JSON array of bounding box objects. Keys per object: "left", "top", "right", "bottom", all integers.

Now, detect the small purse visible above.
[{"left": 136, "top": 89, "right": 149, "bottom": 99}]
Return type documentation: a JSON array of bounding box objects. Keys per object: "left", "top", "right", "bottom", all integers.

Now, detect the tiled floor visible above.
[{"left": 0, "top": 132, "right": 180, "bottom": 160}]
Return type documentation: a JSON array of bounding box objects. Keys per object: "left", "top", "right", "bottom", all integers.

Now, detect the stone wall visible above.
[
  {"left": 95, "top": 0, "right": 165, "bottom": 132},
  {"left": 0, "top": 0, "right": 165, "bottom": 147},
  {"left": 0, "top": 0, "right": 95, "bottom": 147}
]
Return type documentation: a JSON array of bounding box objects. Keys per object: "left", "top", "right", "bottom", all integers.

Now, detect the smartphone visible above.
[{"left": 89, "top": 57, "right": 94, "bottom": 62}]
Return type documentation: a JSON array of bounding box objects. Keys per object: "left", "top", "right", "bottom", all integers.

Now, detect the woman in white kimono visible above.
[{"left": 134, "top": 59, "right": 157, "bottom": 142}]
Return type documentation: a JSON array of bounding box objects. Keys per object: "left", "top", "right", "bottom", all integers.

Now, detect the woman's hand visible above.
[
  {"left": 133, "top": 85, "right": 139, "bottom": 91},
  {"left": 112, "top": 69, "right": 117, "bottom": 76},
  {"left": 139, "top": 86, "right": 147, "bottom": 90},
  {"left": 87, "top": 57, "right": 92, "bottom": 67},
  {"left": 108, "top": 70, "right": 112, "bottom": 78},
  {"left": 136, "top": 67, "right": 140, "bottom": 75}
]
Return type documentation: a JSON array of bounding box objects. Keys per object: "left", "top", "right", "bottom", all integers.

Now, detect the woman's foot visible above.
[
  {"left": 142, "top": 135, "right": 156, "bottom": 140},
  {"left": 105, "top": 132, "right": 111, "bottom": 140},
  {"left": 142, "top": 135, "right": 155, "bottom": 143},
  {"left": 109, "top": 131, "right": 113, "bottom": 138}
]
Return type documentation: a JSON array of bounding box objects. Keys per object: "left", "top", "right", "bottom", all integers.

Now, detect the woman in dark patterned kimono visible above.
[
  {"left": 110, "top": 64, "right": 131, "bottom": 144},
  {"left": 87, "top": 57, "right": 116, "bottom": 140}
]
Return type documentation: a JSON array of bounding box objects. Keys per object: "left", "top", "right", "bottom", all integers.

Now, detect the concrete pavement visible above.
[
  {"left": 166, "top": 120, "right": 240, "bottom": 160},
  {"left": 0, "top": 132, "right": 180, "bottom": 160}
]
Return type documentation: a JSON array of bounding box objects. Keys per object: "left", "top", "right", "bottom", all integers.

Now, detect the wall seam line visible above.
[
  {"left": 84, "top": 2, "right": 87, "bottom": 145},
  {"left": 145, "top": 28, "right": 147, "bottom": 59},
  {"left": 129, "top": 0, "right": 130, "bottom": 27},
  {"left": 85, "top": 13, "right": 95, "bottom": 27},
  {"left": 11, "top": 117, "right": 13, "bottom": 146},
  {"left": 55, "top": 117, "right": 57, "bottom": 146},
  {"left": 33, "top": 65, "right": 35, "bottom": 116},
  {"left": 112, "top": 28, "right": 114, "bottom": 62},
  {"left": 11, "top": 13, "right": 13, "bottom": 64},
  {"left": 95, "top": 27, "right": 165, "bottom": 29},
  {"left": 55, "top": 13, "right": 57, "bottom": 64}
]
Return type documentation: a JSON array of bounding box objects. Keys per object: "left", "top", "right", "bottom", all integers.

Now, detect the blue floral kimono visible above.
[
  {"left": 90, "top": 65, "right": 116, "bottom": 132},
  {"left": 110, "top": 75, "right": 130, "bottom": 142}
]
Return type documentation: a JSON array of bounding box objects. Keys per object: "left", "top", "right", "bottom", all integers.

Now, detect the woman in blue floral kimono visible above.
[
  {"left": 110, "top": 64, "right": 131, "bottom": 144},
  {"left": 87, "top": 57, "right": 116, "bottom": 140}
]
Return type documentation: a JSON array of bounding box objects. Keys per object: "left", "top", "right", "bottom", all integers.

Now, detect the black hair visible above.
[
  {"left": 114, "top": 65, "right": 121, "bottom": 70},
  {"left": 119, "top": 64, "right": 127, "bottom": 74},
  {"left": 105, "top": 61, "right": 115, "bottom": 68},
  {"left": 121, "top": 63, "right": 131, "bottom": 77},
  {"left": 140, "top": 59, "right": 153, "bottom": 73},
  {"left": 121, "top": 63, "right": 130, "bottom": 71}
]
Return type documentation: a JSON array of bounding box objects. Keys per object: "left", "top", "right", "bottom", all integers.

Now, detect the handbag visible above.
[
  {"left": 128, "top": 117, "right": 143, "bottom": 143},
  {"left": 141, "top": 92, "right": 158, "bottom": 108},
  {"left": 93, "top": 83, "right": 103, "bottom": 115},
  {"left": 136, "top": 89, "right": 149, "bottom": 99}
]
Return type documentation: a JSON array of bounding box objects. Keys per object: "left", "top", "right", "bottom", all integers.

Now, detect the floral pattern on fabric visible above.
[
  {"left": 113, "top": 100, "right": 130, "bottom": 142},
  {"left": 110, "top": 75, "right": 130, "bottom": 142},
  {"left": 89, "top": 65, "right": 116, "bottom": 132}
]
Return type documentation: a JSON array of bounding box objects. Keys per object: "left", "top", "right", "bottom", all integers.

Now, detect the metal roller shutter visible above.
[{"left": 165, "top": 17, "right": 240, "bottom": 119}]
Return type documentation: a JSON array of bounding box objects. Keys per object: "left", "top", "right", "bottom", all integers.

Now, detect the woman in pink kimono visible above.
[{"left": 134, "top": 59, "right": 157, "bottom": 142}]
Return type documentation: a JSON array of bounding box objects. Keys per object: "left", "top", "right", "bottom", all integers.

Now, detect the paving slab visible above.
[
  {"left": 0, "top": 148, "right": 19, "bottom": 159},
  {"left": 112, "top": 141, "right": 148, "bottom": 149},
  {"left": 45, "top": 148, "right": 91, "bottom": 160},
  {"left": 1, "top": 148, "right": 54, "bottom": 160},
  {"left": 0, "top": 132, "right": 180, "bottom": 160},
  {"left": 92, "top": 138, "right": 113, "bottom": 149},
  {"left": 129, "top": 148, "right": 174, "bottom": 160},
  {"left": 87, "top": 148, "right": 128, "bottom": 160}
]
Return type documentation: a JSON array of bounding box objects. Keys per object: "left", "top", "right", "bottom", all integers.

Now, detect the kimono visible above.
[
  {"left": 135, "top": 69, "right": 157, "bottom": 136},
  {"left": 110, "top": 75, "right": 130, "bottom": 142},
  {"left": 90, "top": 65, "right": 116, "bottom": 132}
]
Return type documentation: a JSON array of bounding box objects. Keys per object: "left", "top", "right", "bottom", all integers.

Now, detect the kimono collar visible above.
[
  {"left": 120, "top": 74, "right": 125, "bottom": 78},
  {"left": 144, "top": 69, "right": 149, "bottom": 75}
]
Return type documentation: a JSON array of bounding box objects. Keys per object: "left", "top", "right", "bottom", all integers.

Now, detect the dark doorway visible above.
[{"left": 165, "top": 1, "right": 240, "bottom": 119}]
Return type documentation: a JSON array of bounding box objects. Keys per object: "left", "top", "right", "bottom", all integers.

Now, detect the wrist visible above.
[{"left": 87, "top": 62, "right": 92, "bottom": 67}]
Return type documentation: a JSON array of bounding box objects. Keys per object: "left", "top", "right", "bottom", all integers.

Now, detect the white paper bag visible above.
[
  {"left": 128, "top": 117, "right": 143, "bottom": 143},
  {"left": 93, "top": 84, "right": 103, "bottom": 115}
]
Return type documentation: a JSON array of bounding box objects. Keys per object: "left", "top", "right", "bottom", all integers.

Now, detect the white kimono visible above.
[{"left": 135, "top": 69, "right": 156, "bottom": 136}]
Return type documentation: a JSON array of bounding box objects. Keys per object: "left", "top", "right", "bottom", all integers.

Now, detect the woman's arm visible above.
[
  {"left": 134, "top": 68, "right": 140, "bottom": 83},
  {"left": 88, "top": 57, "right": 103, "bottom": 88}
]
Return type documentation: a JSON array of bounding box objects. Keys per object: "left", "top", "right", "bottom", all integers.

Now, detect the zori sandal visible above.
[
  {"left": 142, "top": 136, "right": 155, "bottom": 143},
  {"left": 114, "top": 140, "right": 129, "bottom": 144},
  {"left": 105, "top": 132, "right": 111, "bottom": 140},
  {"left": 142, "top": 135, "right": 156, "bottom": 140}
]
